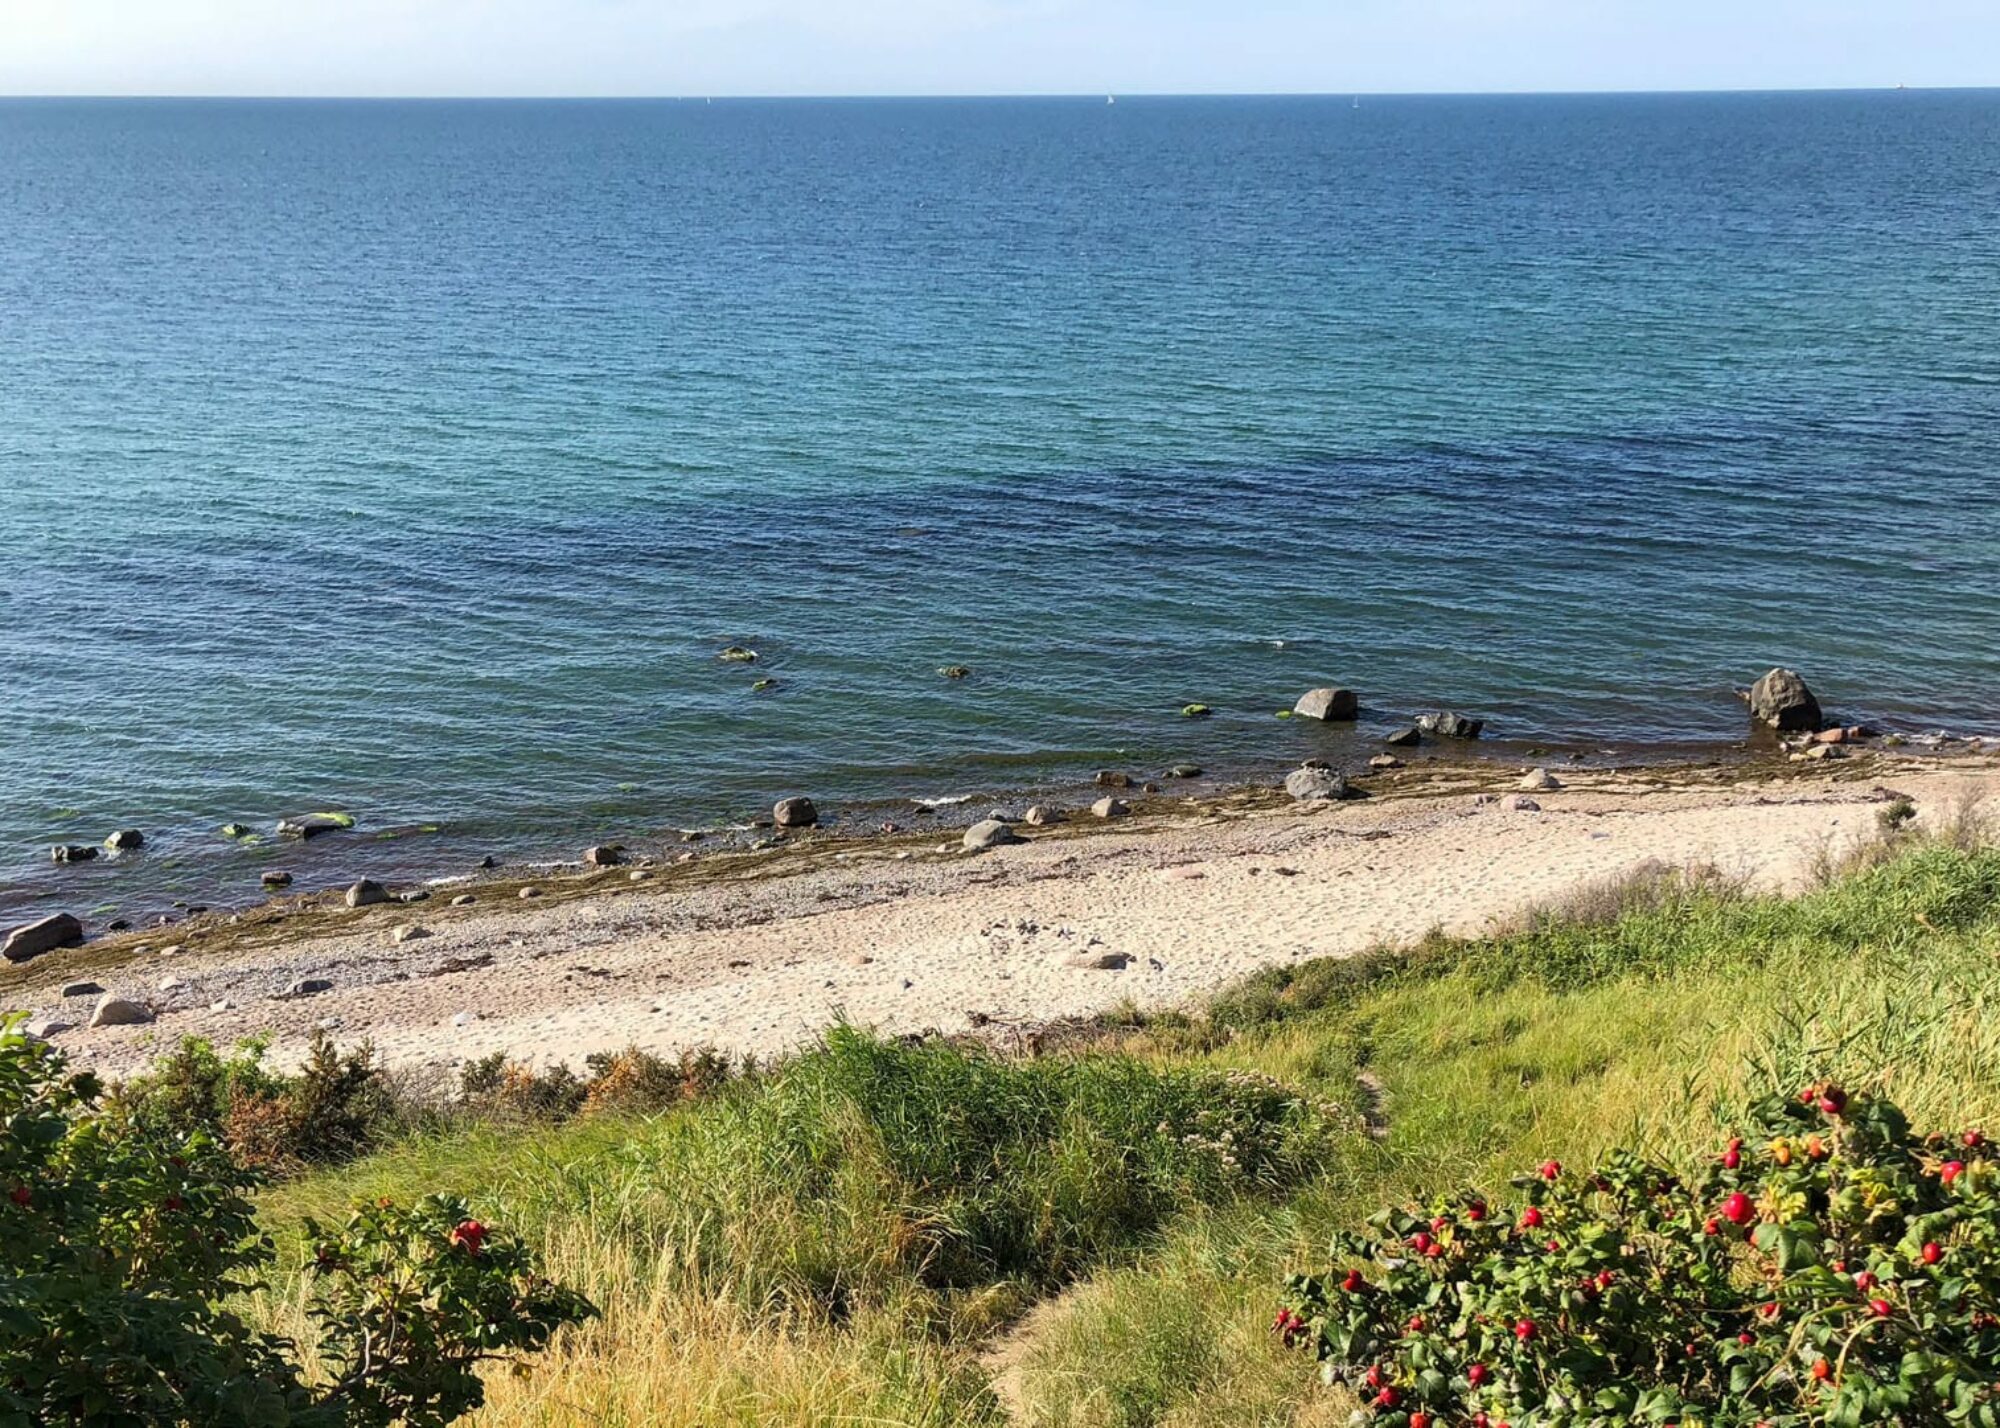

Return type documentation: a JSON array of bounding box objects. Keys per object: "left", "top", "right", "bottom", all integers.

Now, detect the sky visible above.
[{"left": 0, "top": 0, "right": 1994, "bottom": 98}]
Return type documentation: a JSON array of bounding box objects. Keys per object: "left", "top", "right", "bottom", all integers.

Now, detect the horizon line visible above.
[{"left": 0, "top": 83, "right": 1987, "bottom": 103}]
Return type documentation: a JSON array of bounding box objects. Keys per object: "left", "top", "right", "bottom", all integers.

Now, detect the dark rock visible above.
[
  {"left": 1065, "top": 951, "right": 1131, "bottom": 971},
  {"left": 3, "top": 913, "right": 84, "bottom": 964},
  {"left": 584, "top": 844, "right": 623, "bottom": 867},
  {"left": 1385, "top": 726, "right": 1421, "bottom": 747},
  {"left": 105, "top": 829, "right": 145, "bottom": 851},
  {"left": 939, "top": 664, "right": 972, "bottom": 679},
  {"left": 398, "top": 890, "right": 429, "bottom": 903},
  {"left": 1368, "top": 754, "right": 1404, "bottom": 770},
  {"left": 107, "top": 919, "right": 131, "bottom": 931},
  {"left": 61, "top": 980, "right": 104, "bottom": 997},
  {"left": 23, "top": 1016, "right": 74, "bottom": 1040},
  {"left": 278, "top": 812, "right": 356, "bottom": 840},
  {"left": 1746, "top": 667, "right": 1822, "bottom": 731},
  {"left": 282, "top": 978, "right": 334, "bottom": 999},
  {"left": 1293, "top": 687, "right": 1359, "bottom": 721},
  {"left": 89, "top": 994, "right": 153, "bottom": 1028},
  {"left": 478, "top": 855, "right": 499, "bottom": 869},
  {"left": 1284, "top": 767, "right": 1347, "bottom": 801},
  {"left": 962, "top": 819, "right": 1020, "bottom": 851},
  {"left": 1415, "top": 711, "right": 1484, "bottom": 740},
  {"left": 50, "top": 845, "right": 98, "bottom": 864},
  {"left": 1094, "top": 770, "right": 1133, "bottom": 789},
  {"left": 1167, "top": 764, "right": 1203, "bottom": 779},
  {"left": 773, "top": 797, "right": 819, "bottom": 829},
  {"left": 261, "top": 870, "right": 294, "bottom": 889},
  {"left": 344, "top": 879, "right": 390, "bottom": 909}
]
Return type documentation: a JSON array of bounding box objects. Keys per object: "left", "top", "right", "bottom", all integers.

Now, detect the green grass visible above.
[{"left": 244, "top": 839, "right": 2000, "bottom": 1426}]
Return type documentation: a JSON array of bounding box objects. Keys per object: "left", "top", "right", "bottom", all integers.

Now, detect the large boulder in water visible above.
[
  {"left": 278, "top": 812, "right": 356, "bottom": 840},
  {"left": 3, "top": 913, "right": 84, "bottom": 964},
  {"left": 1292, "top": 687, "right": 1359, "bottom": 721},
  {"left": 773, "top": 796, "right": 819, "bottom": 829},
  {"left": 1746, "top": 668, "right": 1822, "bottom": 731},
  {"left": 1415, "top": 711, "right": 1484, "bottom": 740}
]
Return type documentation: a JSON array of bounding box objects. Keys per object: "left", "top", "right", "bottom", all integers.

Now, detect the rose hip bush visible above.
[
  {"left": 0, "top": 1019, "right": 594, "bottom": 1426},
  {"left": 1281, "top": 1085, "right": 2000, "bottom": 1426}
]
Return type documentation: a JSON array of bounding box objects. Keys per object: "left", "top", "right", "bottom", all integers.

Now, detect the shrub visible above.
[
  {"left": 1281, "top": 1085, "right": 2000, "bottom": 1426},
  {"left": 108, "top": 1032, "right": 404, "bottom": 1174},
  {"left": 0, "top": 1019, "right": 593, "bottom": 1426}
]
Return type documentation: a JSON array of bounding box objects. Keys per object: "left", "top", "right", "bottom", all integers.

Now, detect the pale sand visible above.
[{"left": 19, "top": 757, "right": 1998, "bottom": 1078}]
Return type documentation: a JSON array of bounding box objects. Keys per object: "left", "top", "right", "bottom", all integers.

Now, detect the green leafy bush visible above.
[
  {"left": 0, "top": 1019, "right": 593, "bottom": 1426},
  {"left": 1282, "top": 1085, "right": 2000, "bottom": 1426}
]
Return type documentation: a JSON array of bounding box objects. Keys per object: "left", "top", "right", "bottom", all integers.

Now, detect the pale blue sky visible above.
[{"left": 1, "top": 0, "right": 1993, "bottom": 97}]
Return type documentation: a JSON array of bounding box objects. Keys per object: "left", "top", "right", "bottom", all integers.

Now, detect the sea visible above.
[{"left": 3, "top": 91, "right": 1997, "bottom": 920}]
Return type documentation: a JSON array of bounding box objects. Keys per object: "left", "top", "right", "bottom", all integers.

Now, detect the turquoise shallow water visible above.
[{"left": 2, "top": 92, "right": 1998, "bottom": 918}]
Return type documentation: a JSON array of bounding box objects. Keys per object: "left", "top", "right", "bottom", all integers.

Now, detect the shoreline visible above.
[
  {"left": 8, "top": 714, "right": 1995, "bottom": 932},
  {"left": 11, "top": 743, "right": 1998, "bottom": 1080}
]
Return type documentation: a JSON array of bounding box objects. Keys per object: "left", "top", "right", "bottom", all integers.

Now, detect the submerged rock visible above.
[
  {"left": 261, "top": 870, "right": 294, "bottom": 889},
  {"left": 278, "top": 812, "right": 356, "bottom": 840},
  {"left": 1167, "top": 764, "right": 1203, "bottom": 779},
  {"left": 50, "top": 845, "right": 98, "bottom": 864},
  {"left": 104, "top": 829, "right": 145, "bottom": 851},
  {"left": 773, "top": 796, "right": 819, "bottom": 829},
  {"left": 962, "top": 819, "right": 1020, "bottom": 852},
  {"left": 1285, "top": 767, "right": 1346, "bottom": 801},
  {"left": 220, "top": 822, "right": 253, "bottom": 840},
  {"left": 1180, "top": 703, "right": 1213, "bottom": 719},
  {"left": 1293, "top": 687, "right": 1359, "bottom": 721},
  {"left": 1415, "top": 711, "right": 1484, "bottom": 740},
  {"left": 938, "top": 665, "right": 972, "bottom": 679},
  {"left": 3, "top": 913, "right": 84, "bottom": 964},
  {"left": 718, "top": 645, "right": 759, "bottom": 663},
  {"left": 1746, "top": 667, "right": 1822, "bottom": 731}
]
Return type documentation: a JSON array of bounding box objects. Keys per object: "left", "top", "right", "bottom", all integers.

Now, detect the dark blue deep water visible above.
[{"left": 3, "top": 93, "right": 1998, "bottom": 916}]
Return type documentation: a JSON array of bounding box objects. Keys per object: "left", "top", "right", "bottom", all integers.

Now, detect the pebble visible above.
[
  {"left": 391, "top": 924, "right": 431, "bottom": 944},
  {"left": 24, "top": 1016, "right": 74, "bottom": 1039},
  {"left": 158, "top": 976, "right": 187, "bottom": 992},
  {"left": 1519, "top": 768, "right": 1561, "bottom": 791},
  {"left": 519, "top": 887, "right": 543, "bottom": 900},
  {"left": 1369, "top": 754, "right": 1404, "bottom": 770},
  {"left": 209, "top": 999, "right": 231, "bottom": 1012},
  {"left": 451, "top": 894, "right": 477, "bottom": 906},
  {"left": 628, "top": 869, "right": 650, "bottom": 882},
  {"left": 453, "top": 1011, "right": 481, "bottom": 1027},
  {"left": 1501, "top": 794, "right": 1542, "bottom": 812},
  {"left": 399, "top": 889, "right": 430, "bottom": 904}
]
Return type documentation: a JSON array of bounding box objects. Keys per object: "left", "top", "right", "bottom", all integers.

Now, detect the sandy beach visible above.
[{"left": 14, "top": 753, "right": 1997, "bottom": 1080}]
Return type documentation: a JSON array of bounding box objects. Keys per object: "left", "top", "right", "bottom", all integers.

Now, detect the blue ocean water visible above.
[{"left": 3, "top": 92, "right": 1998, "bottom": 918}]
